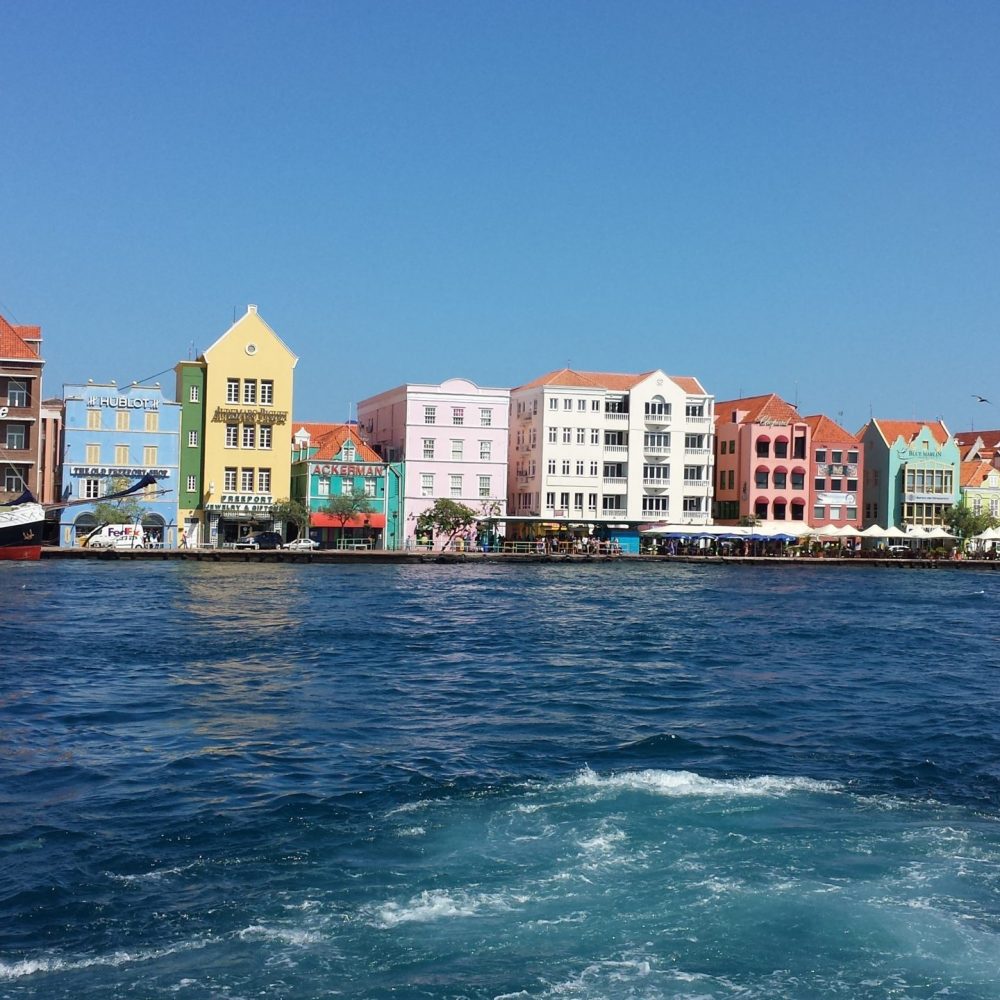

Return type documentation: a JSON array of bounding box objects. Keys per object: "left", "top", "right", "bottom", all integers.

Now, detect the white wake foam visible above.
[
  {"left": 571, "top": 766, "right": 838, "bottom": 798},
  {"left": 369, "top": 888, "right": 518, "bottom": 928},
  {"left": 0, "top": 939, "right": 209, "bottom": 981}
]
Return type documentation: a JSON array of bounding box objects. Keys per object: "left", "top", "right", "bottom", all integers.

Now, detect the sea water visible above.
[{"left": 1, "top": 560, "right": 999, "bottom": 998}]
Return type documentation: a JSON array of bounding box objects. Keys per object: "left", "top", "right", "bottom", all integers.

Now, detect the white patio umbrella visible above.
[
  {"left": 859, "top": 524, "right": 890, "bottom": 538},
  {"left": 920, "top": 525, "right": 957, "bottom": 539}
]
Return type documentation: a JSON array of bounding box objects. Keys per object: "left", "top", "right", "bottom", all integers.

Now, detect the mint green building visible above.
[{"left": 858, "top": 419, "right": 960, "bottom": 529}]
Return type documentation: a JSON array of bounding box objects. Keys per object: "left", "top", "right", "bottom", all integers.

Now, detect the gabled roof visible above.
[
  {"left": 293, "top": 422, "right": 381, "bottom": 463},
  {"left": 515, "top": 368, "right": 657, "bottom": 391},
  {"left": 0, "top": 314, "right": 41, "bottom": 361},
  {"left": 961, "top": 459, "right": 997, "bottom": 489},
  {"left": 954, "top": 429, "right": 1000, "bottom": 448},
  {"left": 869, "top": 419, "right": 950, "bottom": 447},
  {"left": 669, "top": 375, "right": 707, "bottom": 394},
  {"left": 715, "top": 393, "right": 800, "bottom": 426},
  {"left": 201, "top": 305, "right": 298, "bottom": 365},
  {"left": 801, "top": 414, "right": 858, "bottom": 444}
]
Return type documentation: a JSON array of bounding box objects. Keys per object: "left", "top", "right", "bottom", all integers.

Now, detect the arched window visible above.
[
  {"left": 74, "top": 512, "right": 97, "bottom": 542},
  {"left": 142, "top": 512, "right": 165, "bottom": 546}
]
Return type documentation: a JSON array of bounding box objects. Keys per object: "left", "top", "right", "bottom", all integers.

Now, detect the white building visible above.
[
  {"left": 358, "top": 378, "right": 511, "bottom": 546},
  {"left": 508, "top": 369, "right": 714, "bottom": 526}
]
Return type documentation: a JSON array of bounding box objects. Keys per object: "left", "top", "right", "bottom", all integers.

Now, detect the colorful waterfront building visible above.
[
  {"left": 290, "top": 422, "right": 403, "bottom": 549},
  {"left": 959, "top": 458, "right": 1000, "bottom": 521},
  {"left": 802, "top": 414, "right": 863, "bottom": 529},
  {"left": 357, "top": 378, "right": 510, "bottom": 548},
  {"left": 954, "top": 429, "right": 1000, "bottom": 472},
  {"left": 713, "top": 394, "right": 811, "bottom": 525},
  {"left": 508, "top": 369, "right": 714, "bottom": 551},
  {"left": 174, "top": 305, "right": 298, "bottom": 547},
  {"left": 0, "top": 314, "right": 44, "bottom": 502},
  {"left": 858, "top": 419, "right": 961, "bottom": 529},
  {"left": 58, "top": 381, "right": 181, "bottom": 546}
]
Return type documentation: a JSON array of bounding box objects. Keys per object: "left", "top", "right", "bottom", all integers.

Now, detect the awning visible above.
[{"left": 311, "top": 512, "right": 386, "bottom": 529}]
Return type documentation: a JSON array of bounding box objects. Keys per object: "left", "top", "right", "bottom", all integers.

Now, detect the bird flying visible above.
[{"left": 972, "top": 394, "right": 991, "bottom": 404}]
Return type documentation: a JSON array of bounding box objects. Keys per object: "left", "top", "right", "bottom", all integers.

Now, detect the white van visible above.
[{"left": 84, "top": 523, "right": 147, "bottom": 550}]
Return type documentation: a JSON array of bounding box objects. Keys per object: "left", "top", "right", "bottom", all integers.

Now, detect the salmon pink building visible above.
[{"left": 803, "top": 414, "right": 863, "bottom": 529}]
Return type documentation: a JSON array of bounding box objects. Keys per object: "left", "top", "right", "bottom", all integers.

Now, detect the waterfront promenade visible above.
[{"left": 39, "top": 547, "right": 1000, "bottom": 569}]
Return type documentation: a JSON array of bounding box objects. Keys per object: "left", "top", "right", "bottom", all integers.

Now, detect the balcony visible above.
[
  {"left": 603, "top": 476, "right": 627, "bottom": 488},
  {"left": 684, "top": 447, "right": 710, "bottom": 456},
  {"left": 604, "top": 412, "right": 629, "bottom": 422},
  {"left": 643, "top": 478, "right": 670, "bottom": 489},
  {"left": 599, "top": 507, "right": 627, "bottom": 519},
  {"left": 683, "top": 477, "right": 710, "bottom": 487},
  {"left": 603, "top": 444, "right": 628, "bottom": 455},
  {"left": 685, "top": 415, "right": 711, "bottom": 425},
  {"left": 644, "top": 413, "right": 671, "bottom": 427},
  {"left": 643, "top": 444, "right": 670, "bottom": 457}
]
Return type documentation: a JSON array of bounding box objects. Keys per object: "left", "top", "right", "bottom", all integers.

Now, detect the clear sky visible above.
[{"left": 3, "top": 1, "right": 998, "bottom": 434}]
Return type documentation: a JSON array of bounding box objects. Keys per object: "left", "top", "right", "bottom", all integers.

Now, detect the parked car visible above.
[
  {"left": 282, "top": 537, "right": 319, "bottom": 550},
  {"left": 886, "top": 545, "right": 912, "bottom": 556},
  {"left": 237, "top": 531, "right": 284, "bottom": 550}
]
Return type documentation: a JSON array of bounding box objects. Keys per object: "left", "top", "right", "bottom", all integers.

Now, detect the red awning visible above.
[{"left": 311, "top": 512, "right": 386, "bottom": 529}]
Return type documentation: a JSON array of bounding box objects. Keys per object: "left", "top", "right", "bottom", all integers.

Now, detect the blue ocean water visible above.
[{"left": 2, "top": 561, "right": 1000, "bottom": 999}]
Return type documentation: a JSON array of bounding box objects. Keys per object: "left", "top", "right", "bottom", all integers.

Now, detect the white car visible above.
[{"left": 282, "top": 537, "right": 319, "bottom": 550}]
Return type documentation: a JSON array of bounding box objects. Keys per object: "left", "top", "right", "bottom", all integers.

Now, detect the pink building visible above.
[
  {"left": 358, "top": 378, "right": 510, "bottom": 547},
  {"left": 802, "top": 414, "right": 863, "bottom": 529}
]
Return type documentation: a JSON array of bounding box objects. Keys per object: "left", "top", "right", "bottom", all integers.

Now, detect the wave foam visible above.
[
  {"left": 369, "top": 888, "right": 517, "bottom": 928},
  {"left": 0, "top": 939, "right": 209, "bottom": 981},
  {"left": 571, "top": 766, "right": 839, "bottom": 798},
  {"left": 237, "top": 924, "right": 321, "bottom": 946}
]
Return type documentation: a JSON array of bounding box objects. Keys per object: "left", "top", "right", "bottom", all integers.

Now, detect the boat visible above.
[
  {"left": 0, "top": 490, "right": 45, "bottom": 560},
  {"left": 0, "top": 474, "right": 166, "bottom": 562}
]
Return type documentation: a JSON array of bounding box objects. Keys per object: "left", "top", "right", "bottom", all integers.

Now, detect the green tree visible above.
[
  {"left": 324, "top": 487, "right": 373, "bottom": 546},
  {"left": 92, "top": 477, "right": 147, "bottom": 526},
  {"left": 270, "top": 497, "right": 310, "bottom": 539},
  {"left": 943, "top": 504, "right": 999, "bottom": 549},
  {"left": 415, "top": 498, "right": 478, "bottom": 550}
]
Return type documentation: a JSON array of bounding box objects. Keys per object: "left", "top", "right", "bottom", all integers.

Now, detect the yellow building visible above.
[{"left": 176, "top": 305, "right": 298, "bottom": 547}]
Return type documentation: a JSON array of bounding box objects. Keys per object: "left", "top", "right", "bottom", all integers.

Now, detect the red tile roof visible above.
[
  {"left": 960, "top": 459, "right": 996, "bottom": 489},
  {"left": 515, "top": 368, "right": 656, "bottom": 391},
  {"left": 0, "top": 314, "right": 41, "bottom": 360},
  {"left": 669, "top": 375, "right": 707, "bottom": 394},
  {"left": 293, "top": 422, "right": 381, "bottom": 463},
  {"left": 802, "top": 414, "right": 859, "bottom": 444},
  {"left": 715, "top": 393, "right": 800, "bottom": 425},
  {"left": 871, "top": 419, "right": 950, "bottom": 447}
]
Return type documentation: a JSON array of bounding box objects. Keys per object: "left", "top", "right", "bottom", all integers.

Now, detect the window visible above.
[
  {"left": 755, "top": 470, "right": 769, "bottom": 489},
  {"left": 829, "top": 506, "right": 841, "bottom": 519},
  {"left": 773, "top": 471, "right": 787, "bottom": 489},
  {"left": 728, "top": 470, "right": 734, "bottom": 489},
  {"left": 683, "top": 496, "right": 704, "bottom": 512},
  {"left": 591, "top": 429, "right": 600, "bottom": 445},
  {"left": 774, "top": 440, "right": 788, "bottom": 459},
  {"left": 685, "top": 403, "right": 704, "bottom": 418},
  {"left": 545, "top": 491, "right": 555, "bottom": 508},
  {"left": 791, "top": 471, "right": 804, "bottom": 489},
  {"left": 755, "top": 440, "right": 769, "bottom": 458},
  {"left": 562, "top": 460, "right": 570, "bottom": 474},
  {"left": 318, "top": 477, "right": 330, "bottom": 496},
  {"left": 116, "top": 410, "right": 129, "bottom": 431},
  {"left": 187, "top": 475, "right": 196, "bottom": 492},
  {"left": 85, "top": 443, "right": 100, "bottom": 463},
  {"left": 815, "top": 449, "right": 826, "bottom": 463},
  {"left": 576, "top": 461, "right": 584, "bottom": 475},
  {"left": 547, "top": 459, "right": 556, "bottom": 474},
  {"left": 189, "top": 384, "right": 200, "bottom": 403},
  {"left": 259, "top": 426, "right": 272, "bottom": 449},
  {"left": 479, "top": 475, "right": 491, "bottom": 497},
  {"left": 260, "top": 381, "right": 273, "bottom": 405},
  {"left": 143, "top": 446, "right": 157, "bottom": 465},
  {"left": 227, "top": 379, "right": 239, "bottom": 403},
  {"left": 421, "top": 473, "right": 434, "bottom": 497},
  {"left": 830, "top": 479, "right": 842, "bottom": 491},
  {"left": 590, "top": 461, "right": 598, "bottom": 476},
  {"left": 848, "top": 450, "right": 858, "bottom": 464},
  {"left": 548, "top": 427, "right": 557, "bottom": 443},
  {"left": 577, "top": 428, "right": 586, "bottom": 444},
  {"left": 832, "top": 450, "right": 842, "bottom": 463},
  {"left": 643, "top": 465, "right": 670, "bottom": 482},
  {"left": 452, "top": 408, "right": 464, "bottom": 425},
  {"left": 340, "top": 479, "right": 354, "bottom": 496},
  {"left": 7, "top": 380, "right": 27, "bottom": 407},
  {"left": 846, "top": 507, "right": 858, "bottom": 519},
  {"left": 241, "top": 468, "right": 254, "bottom": 492},
  {"left": 560, "top": 492, "right": 571, "bottom": 508},
  {"left": 479, "top": 440, "right": 491, "bottom": 460},
  {"left": 83, "top": 478, "right": 101, "bottom": 499},
  {"left": 813, "top": 505, "right": 825, "bottom": 519},
  {"left": 451, "top": 439, "right": 463, "bottom": 460},
  {"left": 450, "top": 474, "right": 462, "bottom": 497},
  {"left": 224, "top": 467, "right": 237, "bottom": 491},
  {"left": 424, "top": 406, "right": 437, "bottom": 424},
  {"left": 480, "top": 408, "right": 492, "bottom": 426},
  {"left": 243, "top": 380, "right": 257, "bottom": 404},
  {"left": 685, "top": 466, "right": 705, "bottom": 482},
  {"left": 115, "top": 445, "right": 129, "bottom": 464},
  {"left": 685, "top": 434, "right": 704, "bottom": 449},
  {"left": 562, "top": 428, "right": 572, "bottom": 444},
  {"left": 242, "top": 425, "right": 256, "bottom": 448},
  {"left": 3, "top": 467, "right": 24, "bottom": 491},
  {"left": 258, "top": 469, "right": 271, "bottom": 493},
  {"left": 422, "top": 438, "right": 435, "bottom": 459},
  {"left": 87, "top": 409, "right": 100, "bottom": 430},
  {"left": 588, "top": 493, "right": 597, "bottom": 510},
  {"left": 563, "top": 398, "right": 572, "bottom": 410},
  {"left": 226, "top": 424, "right": 238, "bottom": 447},
  {"left": 846, "top": 478, "right": 857, "bottom": 492},
  {"left": 364, "top": 477, "right": 377, "bottom": 497},
  {"left": 5, "top": 424, "right": 25, "bottom": 449},
  {"left": 645, "top": 432, "right": 670, "bottom": 449},
  {"left": 188, "top": 430, "right": 198, "bottom": 447},
  {"left": 549, "top": 397, "right": 558, "bottom": 410},
  {"left": 642, "top": 496, "right": 670, "bottom": 513},
  {"left": 814, "top": 476, "right": 825, "bottom": 490},
  {"left": 142, "top": 411, "right": 157, "bottom": 432}
]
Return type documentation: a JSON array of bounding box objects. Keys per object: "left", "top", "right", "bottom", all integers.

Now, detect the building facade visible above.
[
  {"left": 959, "top": 459, "right": 1000, "bottom": 521},
  {"left": 174, "top": 305, "right": 298, "bottom": 547},
  {"left": 358, "top": 378, "right": 510, "bottom": 547},
  {"left": 802, "top": 414, "right": 863, "bottom": 529},
  {"left": 858, "top": 419, "right": 961, "bottom": 529},
  {"left": 59, "top": 381, "right": 181, "bottom": 546},
  {"left": 290, "top": 422, "right": 403, "bottom": 549},
  {"left": 508, "top": 369, "right": 714, "bottom": 546},
  {"left": 0, "top": 314, "right": 44, "bottom": 501}
]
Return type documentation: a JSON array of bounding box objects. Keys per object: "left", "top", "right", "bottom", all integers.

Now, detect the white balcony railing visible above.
[
  {"left": 600, "top": 508, "right": 627, "bottom": 518},
  {"left": 643, "top": 445, "right": 670, "bottom": 456},
  {"left": 603, "top": 476, "right": 627, "bottom": 488},
  {"left": 604, "top": 444, "right": 628, "bottom": 455},
  {"left": 685, "top": 415, "right": 712, "bottom": 424},
  {"left": 644, "top": 414, "right": 671, "bottom": 426},
  {"left": 684, "top": 447, "right": 710, "bottom": 456},
  {"left": 643, "top": 478, "right": 670, "bottom": 488},
  {"left": 604, "top": 412, "right": 629, "bottom": 422},
  {"left": 683, "top": 478, "right": 710, "bottom": 487}
]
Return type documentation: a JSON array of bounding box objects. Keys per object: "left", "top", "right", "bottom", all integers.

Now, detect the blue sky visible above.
[{"left": 3, "top": 1, "right": 998, "bottom": 433}]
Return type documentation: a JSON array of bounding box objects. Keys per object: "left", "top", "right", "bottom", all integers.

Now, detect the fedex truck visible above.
[{"left": 83, "top": 523, "right": 147, "bottom": 549}]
